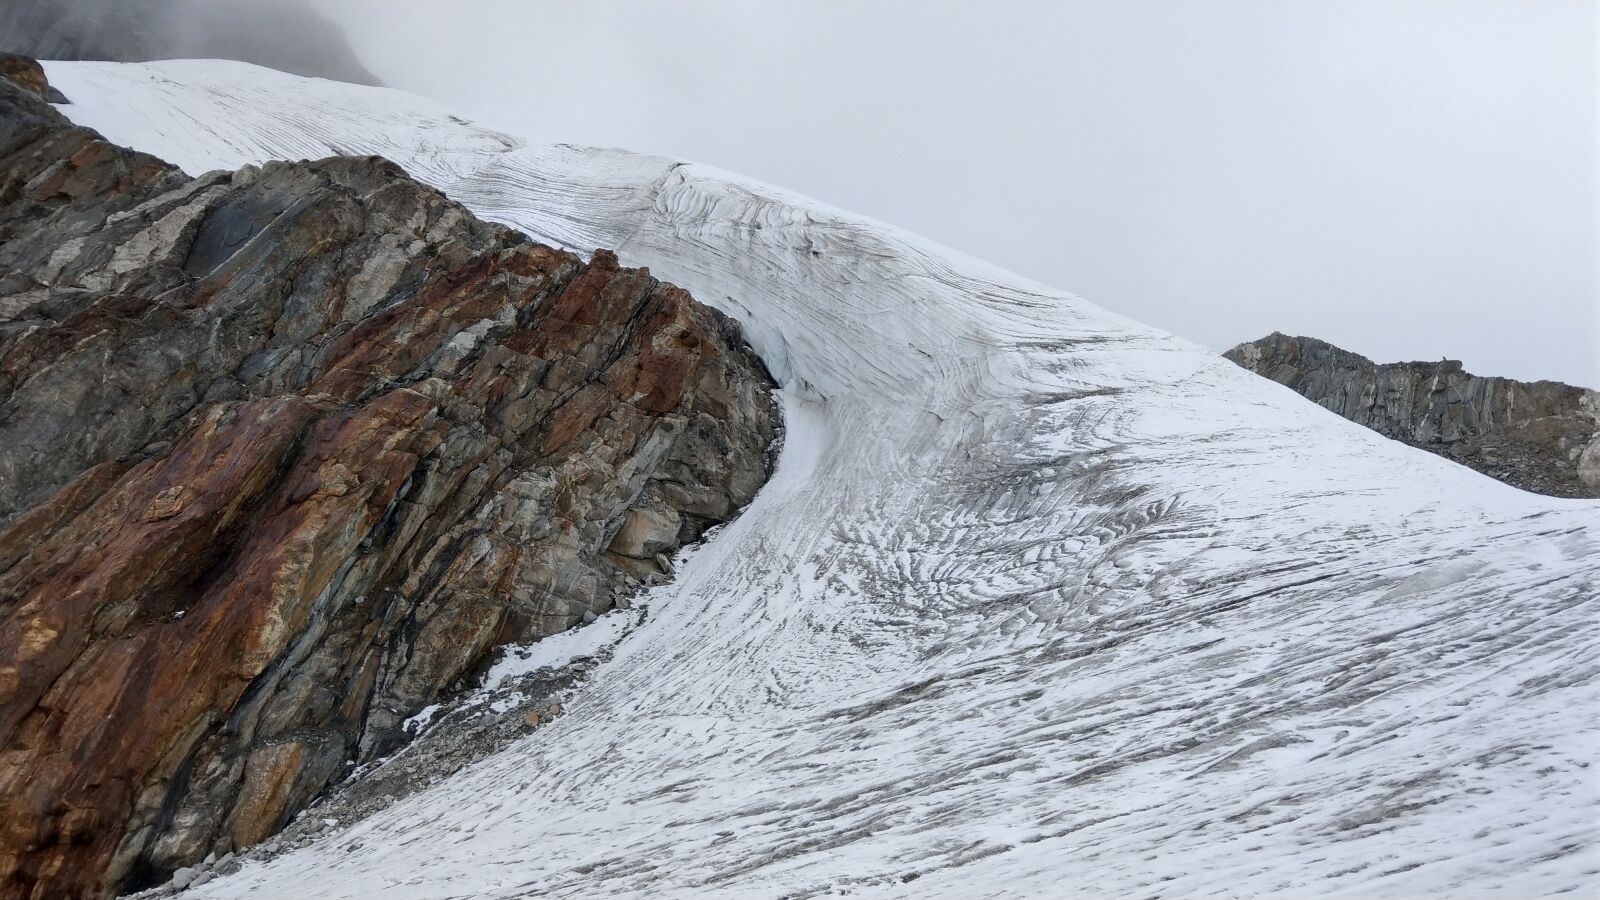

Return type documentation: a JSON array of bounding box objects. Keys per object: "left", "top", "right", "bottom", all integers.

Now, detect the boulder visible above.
[{"left": 0, "top": 53, "right": 66, "bottom": 102}]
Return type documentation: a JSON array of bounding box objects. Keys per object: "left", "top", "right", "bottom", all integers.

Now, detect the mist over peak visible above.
[{"left": 0, "top": 0, "right": 379, "bottom": 85}]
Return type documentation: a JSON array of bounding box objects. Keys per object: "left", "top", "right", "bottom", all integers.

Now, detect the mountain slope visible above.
[
  {"left": 42, "top": 60, "right": 1600, "bottom": 898},
  {"left": 1227, "top": 332, "right": 1600, "bottom": 498}
]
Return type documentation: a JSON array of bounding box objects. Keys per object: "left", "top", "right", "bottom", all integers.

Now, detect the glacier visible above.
[{"left": 41, "top": 60, "right": 1600, "bottom": 898}]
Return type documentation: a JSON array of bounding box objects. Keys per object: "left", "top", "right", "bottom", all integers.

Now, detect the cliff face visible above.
[
  {"left": 0, "top": 0, "right": 380, "bottom": 86},
  {"left": 1226, "top": 333, "right": 1600, "bottom": 498},
  {"left": 0, "top": 64, "right": 776, "bottom": 900}
]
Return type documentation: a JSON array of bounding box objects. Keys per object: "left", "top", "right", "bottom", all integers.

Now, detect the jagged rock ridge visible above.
[
  {"left": 0, "top": 62, "right": 777, "bottom": 900},
  {"left": 1226, "top": 332, "right": 1600, "bottom": 498},
  {"left": 0, "top": 0, "right": 379, "bottom": 86}
]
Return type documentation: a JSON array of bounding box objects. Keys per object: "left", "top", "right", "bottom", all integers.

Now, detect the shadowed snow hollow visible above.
[{"left": 46, "top": 60, "right": 1600, "bottom": 898}]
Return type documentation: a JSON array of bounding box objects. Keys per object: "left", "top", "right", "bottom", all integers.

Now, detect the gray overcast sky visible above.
[{"left": 322, "top": 1, "right": 1598, "bottom": 386}]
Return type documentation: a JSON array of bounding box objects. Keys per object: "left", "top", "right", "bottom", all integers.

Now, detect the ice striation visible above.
[{"left": 42, "top": 61, "right": 1600, "bottom": 898}]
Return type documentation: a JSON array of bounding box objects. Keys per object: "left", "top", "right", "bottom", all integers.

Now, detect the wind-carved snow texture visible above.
[{"left": 47, "top": 61, "right": 1599, "bottom": 898}]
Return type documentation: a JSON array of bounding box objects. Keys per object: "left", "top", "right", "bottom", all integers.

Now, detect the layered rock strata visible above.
[
  {"left": 0, "top": 63, "right": 776, "bottom": 900},
  {"left": 1226, "top": 332, "right": 1599, "bottom": 498}
]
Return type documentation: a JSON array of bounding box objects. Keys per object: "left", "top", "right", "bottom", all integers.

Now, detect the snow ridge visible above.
[{"left": 45, "top": 60, "right": 1600, "bottom": 898}]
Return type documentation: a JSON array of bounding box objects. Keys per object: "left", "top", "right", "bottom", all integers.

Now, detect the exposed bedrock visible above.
[
  {"left": 0, "top": 63, "right": 777, "bottom": 900},
  {"left": 1226, "top": 332, "right": 1599, "bottom": 498}
]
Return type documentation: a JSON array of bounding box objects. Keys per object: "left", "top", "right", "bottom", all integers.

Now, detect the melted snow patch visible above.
[{"left": 482, "top": 613, "right": 631, "bottom": 691}]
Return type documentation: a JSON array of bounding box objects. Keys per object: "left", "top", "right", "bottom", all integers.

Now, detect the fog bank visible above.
[{"left": 2, "top": 0, "right": 379, "bottom": 85}]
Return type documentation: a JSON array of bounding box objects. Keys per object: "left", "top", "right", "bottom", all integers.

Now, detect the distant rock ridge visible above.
[
  {"left": 1226, "top": 332, "right": 1600, "bottom": 498},
  {"left": 0, "top": 0, "right": 380, "bottom": 86},
  {"left": 0, "top": 60, "right": 777, "bottom": 900}
]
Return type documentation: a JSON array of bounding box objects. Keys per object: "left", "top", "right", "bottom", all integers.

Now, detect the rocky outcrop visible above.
[
  {"left": 1226, "top": 333, "right": 1599, "bottom": 498},
  {"left": 0, "top": 62, "right": 777, "bottom": 900},
  {"left": 0, "top": 54, "right": 68, "bottom": 104},
  {"left": 0, "top": 0, "right": 380, "bottom": 86}
]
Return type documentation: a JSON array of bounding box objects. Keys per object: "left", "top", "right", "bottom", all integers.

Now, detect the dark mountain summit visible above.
[{"left": 1226, "top": 332, "right": 1599, "bottom": 498}]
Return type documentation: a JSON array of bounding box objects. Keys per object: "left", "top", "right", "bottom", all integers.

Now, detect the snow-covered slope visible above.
[{"left": 47, "top": 60, "right": 1599, "bottom": 898}]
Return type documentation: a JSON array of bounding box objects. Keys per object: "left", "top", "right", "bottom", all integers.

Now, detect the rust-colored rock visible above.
[
  {"left": 0, "top": 62, "right": 777, "bottom": 899},
  {"left": 0, "top": 54, "right": 57, "bottom": 102}
]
